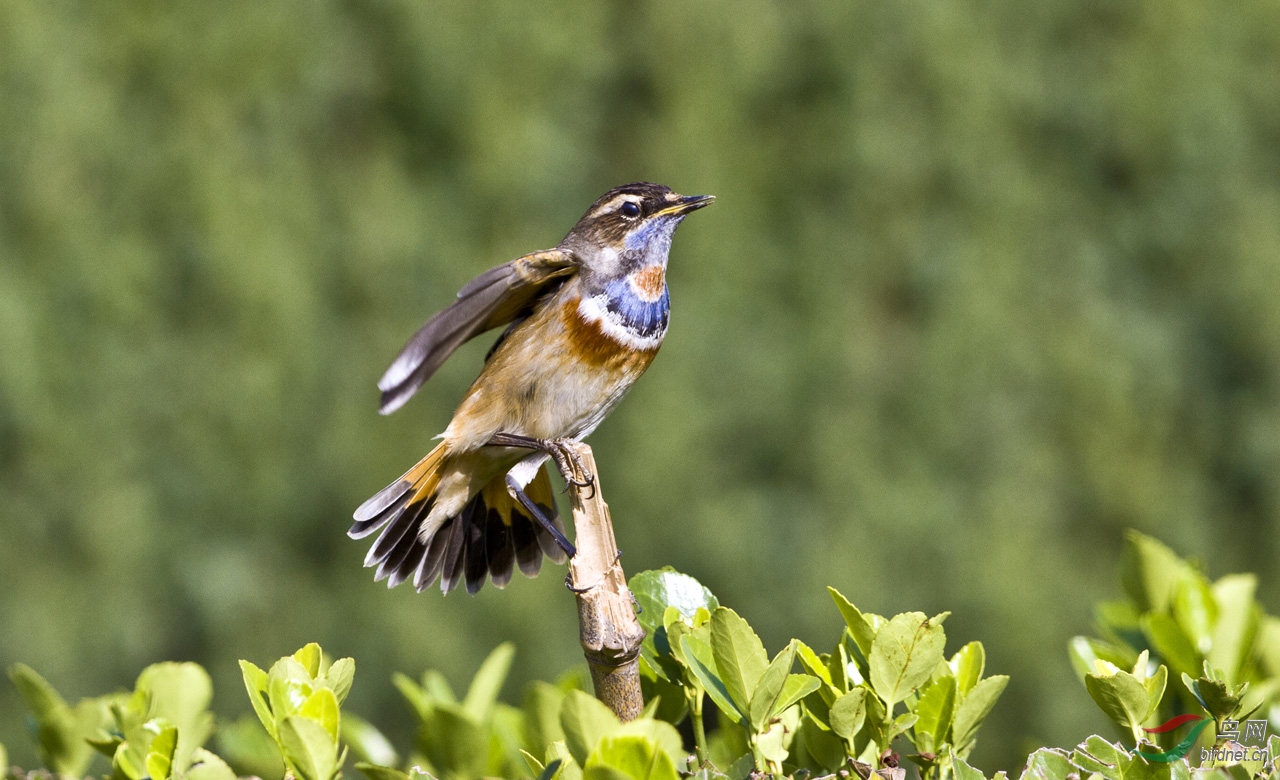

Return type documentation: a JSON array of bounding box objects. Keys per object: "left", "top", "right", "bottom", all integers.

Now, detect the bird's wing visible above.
[{"left": 377, "top": 248, "right": 578, "bottom": 414}]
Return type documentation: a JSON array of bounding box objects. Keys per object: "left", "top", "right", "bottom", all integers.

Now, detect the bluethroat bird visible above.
[{"left": 350, "top": 182, "right": 713, "bottom": 595}]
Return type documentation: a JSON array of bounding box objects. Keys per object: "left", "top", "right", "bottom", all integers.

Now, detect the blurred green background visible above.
[{"left": 2, "top": 0, "right": 1279, "bottom": 772}]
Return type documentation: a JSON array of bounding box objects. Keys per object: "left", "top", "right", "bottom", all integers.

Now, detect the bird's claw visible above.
[
  {"left": 539, "top": 438, "right": 596, "bottom": 498},
  {"left": 486, "top": 432, "right": 596, "bottom": 499},
  {"left": 564, "top": 549, "right": 622, "bottom": 594}
]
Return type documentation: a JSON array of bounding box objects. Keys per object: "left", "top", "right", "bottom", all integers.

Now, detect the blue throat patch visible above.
[{"left": 602, "top": 277, "right": 670, "bottom": 338}]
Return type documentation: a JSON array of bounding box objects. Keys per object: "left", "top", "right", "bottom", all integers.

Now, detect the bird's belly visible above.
[
  {"left": 516, "top": 352, "right": 645, "bottom": 440},
  {"left": 444, "top": 296, "right": 659, "bottom": 449}
]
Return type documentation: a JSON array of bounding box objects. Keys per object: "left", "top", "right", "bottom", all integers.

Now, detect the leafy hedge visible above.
[{"left": 6, "top": 532, "right": 1279, "bottom": 780}]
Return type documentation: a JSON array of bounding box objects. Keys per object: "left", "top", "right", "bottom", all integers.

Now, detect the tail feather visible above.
[
  {"left": 393, "top": 540, "right": 428, "bottom": 588},
  {"left": 353, "top": 448, "right": 440, "bottom": 522},
  {"left": 414, "top": 528, "right": 451, "bottom": 592},
  {"left": 352, "top": 445, "right": 570, "bottom": 595},
  {"left": 366, "top": 501, "right": 420, "bottom": 568},
  {"left": 485, "top": 512, "right": 515, "bottom": 588},
  {"left": 375, "top": 498, "right": 432, "bottom": 582},
  {"left": 348, "top": 489, "right": 411, "bottom": 539},
  {"left": 464, "top": 510, "right": 490, "bottom": 594},
  {"left": 511, "top": 516, "right": 541, "bottom": 576},
  {"left": 438, "top": 507, "right": 468, "bottom": 594}
]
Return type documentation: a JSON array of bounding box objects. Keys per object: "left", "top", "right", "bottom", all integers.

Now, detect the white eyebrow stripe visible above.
[{"left": 593, "top": 194, "right": 645, "bottom": 216}]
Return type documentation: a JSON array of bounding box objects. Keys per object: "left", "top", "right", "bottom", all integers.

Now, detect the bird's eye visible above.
[{"left": 620, "top": 201, "right": 641, "bottom": 218}]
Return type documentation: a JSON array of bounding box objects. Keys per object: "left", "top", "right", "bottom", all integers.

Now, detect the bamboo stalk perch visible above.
[{"left": 560, "top": 442, "right": 647, "bottom": 721}]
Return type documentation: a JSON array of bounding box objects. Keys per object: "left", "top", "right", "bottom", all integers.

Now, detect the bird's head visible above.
[{"left": 560, "top": 182, "right": 713, "bottom": 280}]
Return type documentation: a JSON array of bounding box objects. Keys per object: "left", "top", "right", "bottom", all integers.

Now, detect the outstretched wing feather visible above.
[{"left": 377, "top": 249, "right": 576, "bottom": 414}]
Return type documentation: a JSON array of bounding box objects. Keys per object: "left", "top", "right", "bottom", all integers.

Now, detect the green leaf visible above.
[
  {"left": 756, "top": 715, "right": 791, "bottom": 766},
  {"left": 888, "top": 711, "right": 920, "bottom": 743},
  {"left": 490, "top": 701, "right": 528, "bottom": 778},
  {"left": 870, "top": 612, "right": 948, "bottom": 705},
  {"left": 342, "top": 712, "right": 398, "bottom": 767},
  {"left": 795, "top": 641, "right": 833, "bottom": 687},
  {"left": 8, "top": 663, "right": 108, "bottom": 777},
  {"left": 1068, "top": 638, "right": 1138, "bottom": 685},
  {"left": 114, "top": 739, "right": 147, "bottom": 780},
  {"left": 861, "top": 684, "right": 890, "bottom": 746},
  {"left": 525, "top": 681, "right": 569, "bottom": 756},
  {"left": 8, "top": 663, "right": 66, "bottom": 718},
  {"left": 1208, "top": 574, "right": 1257, "bottom": 685},
  {"left": 268, "top": 658, "right": 317, "bottom": 723},
  {"left": 630, "top": 568, "right": 719, "bottom": 630},
  {"left": 145, "top": 725, "right": 179, "bottom": 780},
  {"left": 392, "top": 673, "right": 432, "bottom": 722},
  {"left": 829, "top": 687, "right": 867, "bottom": 741},
  {"left": 615, "top": 719, "right": 685, "bottom": 767},
  {"left": 1180, "top": 672, "right": 1208, "bottom": 711},
  {"left": 952, "top": 675, "right": 1009, "bottom": 750},
  {"left": 955, "top": 757, "right": 988, "bottom": 780},
  {"left": 913, "top": 674, "right": 958, "bottom": 747},
  {"left": 680, "top": 632, "right": 744, "bottom": 726},
  {"left": 661, "top": 615, "right": 691, "bottom": 670},
  {"left": 1085, "top": 669, "right": 1152, "bottom": 731},
  {"left": 560, "top": 690, "right": 622, "bottom": 767},
  {"left": 0, "top": 741, "right": 7, "bottom": 771},
  {"left": 136, "top": 662, "right": 214, "bottom": 772},
  {"left": 299, "top": 687, "right": 341, "bottom": 742},
  {"left": 239, "top": 661, "right": 276, "bottom": 737},
  {"left": 772, "top": 675, "right": 820, "bottom": 718},
  {"left": 1182, "top": 674, "right": 1241, "bottom": 719},
  {"left": 280, "top": 715, "right": 339, "bottom": 780},
  {"left": 584, "top": 735, "right": 680, "bottom": 780},
  {"left": 213, "top": 714, "right": 286, "bottom": 779},
  {"left": 547, "top": 741, "right": 584, "bottom": 780},
  {"left": 89, "top": 734, "right": 122, "bottom": 760},
  {"left": 422, "top": 669, "right": 457, "bottom": 704},
  {"left": 1142, "top": 664, "right": 1167, "bottom": 718},
  {"left": 137, "top": 662, "right": 212, "bottom": 722},
  {"left": 355, "top": 763, "right": 409, "bottom": 780},
  {"left": 1021, "top": 748, "right": 1078, "bottom": 780},
  {"left": 637, "top": 660, "right": 687, "bottom": 725},
  {"left": 709, "top": 607, "right": 769, "bottom": 718},
  {"left": 463, "top": 642, "right": 515, "bottom": 721},
  {"left": 419, "top": 704, "right": 487, "bottom": 779},
  {"left": 799, "top": 713, "right": 846, "bottom": 772},
  {"left": 949, "top": 642, "right": 985, "bottom": 696},
  {"left": 522, "top": 749, "right": 547, "bottom": 776},
  {"left": 1069, "top": 736, "right": 1123, "bottom": 780},
  {"left": 326, "top": 658, "right": 356, "bottom": 705},
  {"left": 185, "top": 749, "right": 238, "bottom": 780},
  {"left": 829, "top": 587, "right": 877, "bottom": 657},
  {"left": 293, "top": 644, "right": 323, "bottom": 679},
  {"left": 1140, "top": 614, "right": 1200, "bottom": 680},
  {"left": 1120, "top": 531, "right": 1189, "bottom": 613},
  {"left": 1170, "top": 573, "right": 1218, "bottom": 656},
  {"left": 748, "top": 640, "right": 796, "bottom": 731}
]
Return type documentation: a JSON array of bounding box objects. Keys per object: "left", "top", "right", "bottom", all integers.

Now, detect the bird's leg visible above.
[
  {"left": 487, "top": 432, "right": 596, "bottom": 496},
  {"left": 504, "top": 474, "right": 576, "bottom": 558}
]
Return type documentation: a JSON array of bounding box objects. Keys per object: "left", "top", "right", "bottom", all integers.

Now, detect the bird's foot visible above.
[
  {"left": 540, "top": 438, "right": 596, "bottom": 497},
  {"left": 488, "top": 432, "right": 596, "bottom": 498},
  {"left": 564, "top": 549, "right": 622, "bottom": 593}
]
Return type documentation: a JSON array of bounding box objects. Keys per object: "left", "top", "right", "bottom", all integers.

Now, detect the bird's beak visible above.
[{"left": 657, "top": 194, "right": 715, "bottom": 217}]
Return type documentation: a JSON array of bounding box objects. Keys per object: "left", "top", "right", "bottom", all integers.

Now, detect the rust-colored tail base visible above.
[{"left": 350, "top": 444, "right": 568, "bottom": 594}]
